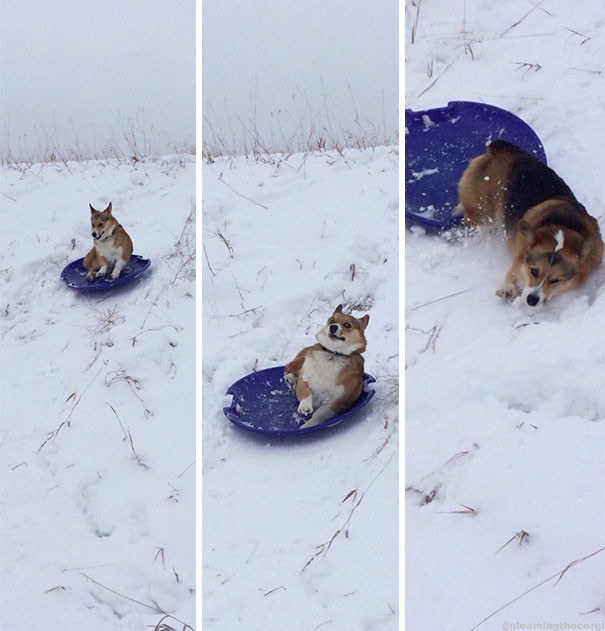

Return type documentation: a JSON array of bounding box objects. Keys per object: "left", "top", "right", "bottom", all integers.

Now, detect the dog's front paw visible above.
[
  {"left": 110, "top": 269, "right": 121, "bottom": 280},
  {"left": 452, "top": 203, "right": 465, "bottom": 217},
  {"left": 297, "top": 396, "right": 313, "bottom": 416},
  {"left": 284, "top": 372, "right": 297, "bottom": 389},
  {"left": 496, "top": 284, "right": 520, "bottom": 300},
  {"left": 95, "top": 267, "right": 108, "bottom": 279}
]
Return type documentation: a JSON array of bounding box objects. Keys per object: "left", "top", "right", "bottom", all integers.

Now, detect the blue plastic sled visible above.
[
  {"left": 61, "top": 255, "right": 151, "bottom": 292},
  {"left": 405, "top": 100, "right": 547, "bottom": 231},
  {"left": 223, "top": 366, "right": 376, "bottom": 436}
]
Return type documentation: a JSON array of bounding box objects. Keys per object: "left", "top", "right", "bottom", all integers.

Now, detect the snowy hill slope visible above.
[
  {"left": 202, "top": 147, "right": 399, "bottom": 631},
  {"left": 406, "top": 1, "right": 605, "bottom": 628},
  {"left": 0, "top": 156, "right": 195, "bottom": 629}
]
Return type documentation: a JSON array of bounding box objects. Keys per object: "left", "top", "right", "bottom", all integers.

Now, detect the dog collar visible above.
[
  {"left": 320, "top": 345, "right": 348, "bottom": 358},
  {"left": 95, "top": 230, "right": 114, "bottom": 242}
]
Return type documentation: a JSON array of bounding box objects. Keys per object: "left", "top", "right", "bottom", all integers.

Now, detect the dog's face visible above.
[
  {"left": 315, "top": 305, "right": 369, "bottom": 354},
  {"left": 89, "top": 202, "right": 116, "bottom": 240},
  {"left": 518, "top": 223, "right": 580, "bottom": 306}
]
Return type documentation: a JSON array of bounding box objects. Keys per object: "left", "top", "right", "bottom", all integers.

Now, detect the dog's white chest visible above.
[
  {"left": 301, "top": 350, "right": 346, "bottom": 402},
  {"left": 94, "top": 237, "right": 122, "bottom": 263}
]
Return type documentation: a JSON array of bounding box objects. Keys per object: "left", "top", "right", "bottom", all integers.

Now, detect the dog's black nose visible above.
[
  {"left": 92, "top": 232, "right": 97, "bottom": 238},
  {"left": 526, "top": 293, "right": 540, "bottom": 307},
  {"left": 329, "top": 324, "right": 339, "bottom": 334}
]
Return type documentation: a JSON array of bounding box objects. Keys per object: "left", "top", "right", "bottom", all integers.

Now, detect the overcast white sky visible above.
[
  {"left": 0, "top": 0, "right": 398, "bottom": 160},
  {"left": 202, "top": 0, "right": 398, "bottom": 153},
  {"left": 0, "top": 0, "right": 195, "bottom": 160}
]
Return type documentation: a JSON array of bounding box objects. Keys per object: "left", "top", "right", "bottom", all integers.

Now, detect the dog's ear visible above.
[
  {"left": 333, "top": 304, "right": 343, "bottom": 315},
  {"left": 104, "top": 202, "right": 113, "bottom": 214},
  {"left": 518, "top": 220, "right": 534, "bottom": 243},
  {"left": 89, "top": 203, "right": 100, "bottom": 214},
  {"left": 360, "top": 314, "right": 370, "bottom": 330},
  {"left": 580, "top": 233, "right": 600, "bottom": 262}
]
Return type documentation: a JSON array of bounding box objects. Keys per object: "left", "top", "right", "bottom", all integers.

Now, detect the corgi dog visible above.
[
  {"left": 284, "top": 305, "right": 369, "bottom": 428},
  {"left": 456, "top": 140, "right": 603, "bottom": 306},
  {"left": 83, "top": 202, "right": 133, "bottom": 280}
]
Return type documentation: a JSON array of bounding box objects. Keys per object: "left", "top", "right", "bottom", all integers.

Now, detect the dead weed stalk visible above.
[{"left": 105, "top": 403, "right": 148, "bottom": 468}]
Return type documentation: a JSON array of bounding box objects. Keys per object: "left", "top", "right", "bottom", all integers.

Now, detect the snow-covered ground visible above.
[
  {"left": 406, "top": 1, "right": 605, "bottom": 628},
  {"left": 202, "top": 147, "right": 399, "bottom": 630},
  {"left": 0, "top": 155, "right": 195, "bottom": 629}
]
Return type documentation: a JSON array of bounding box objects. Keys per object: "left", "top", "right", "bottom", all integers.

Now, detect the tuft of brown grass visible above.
[
  {"left": 163, "top": 200, "right": 196, "bottom": 285},
  {"left": 105, "top": 370, "right": 153, "bottom": 418}
]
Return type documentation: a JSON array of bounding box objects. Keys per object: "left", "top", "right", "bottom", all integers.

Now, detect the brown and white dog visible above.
[
  {"left": 455, "top": 140, "right": 603, "bottom": 306},
  {"left": 83, "top": 202, "right": 133, "bottom": 280},
  {"left": 284, "top": 305, "right": 369, "bottom": 428}
]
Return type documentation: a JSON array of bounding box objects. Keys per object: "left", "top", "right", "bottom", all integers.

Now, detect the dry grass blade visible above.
[
  {"left": 153, "top": 614, "right": 195, "bottom": 631},
  {"left": 217, "top": 172, "right": 268, "bottom": 209},
  {"left": 264, "top": 585, "right": 287, "bottom": 597},
  {"left": 579, "top": 607, "right": 601, "bottom": 615},
  {"left": 500, "top": 0, "right": 546, "bottom": 38},
  {"left": 341, "top": 489, "right": 357, "bottom": 503},
  {"left": 215, "top": 228, "right": 234, "bottom": 258},
  {"left": 105, "top": 370, "right": 153, "bottom": 417},
  {"left": 105, "top": 402, "right": 148, "bottom": 467},
  {"left": 469, "top": 545, "right": 605, "bottom": 630},
  {"left": 418, "top": 50, "right": 464, "bottom": 98},
  {"left": 410, "top": 287, "right": 474, "bottom": 312},
  {"left": 163, "top": 202, "right": 196, "bottom": 285},
  {"left": 38, "top": 367, "right": 102, "bottom": 452},
  {"left": 154, "top": 547, "right": 166, "bottom": 569},
  {"left": 81, "top": 574, "right": 195, "bottom": 630},
  {"left": 203, "top": 243, "right": 216, "bottom": 276},
  {"left": 495, "top": 530, "right": 530, "bottom": 554},
  {"left": 443, "top": 450, "right": 469, "bottom": 465},
  {"left": 302, "top": 452, "right": 395, "bottom": 573},
  {"left": 131, "top": 324, "right": 183, "bottom": 347},
  {"left": 45, "top": 585, "right": 65, "bottom": 593},
  {"left": 439, "top": 502, "right": 477, "bottom": 515},
  {"left": 409, "top": 0, "right": 422, "bottom": 44}
]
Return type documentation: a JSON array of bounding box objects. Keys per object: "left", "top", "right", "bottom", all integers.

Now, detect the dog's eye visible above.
[
  {"left": 343, "top": 322, "right": 351, "bottom": 329},
  {"left": 328, "top": 318, "right": 335, "bottom": 325},
  {"left": 530, "top": 267, "right": 540, "bottom": 278},
  {"left": 549, "top": 278, "right": 561, "bottom": 285}
]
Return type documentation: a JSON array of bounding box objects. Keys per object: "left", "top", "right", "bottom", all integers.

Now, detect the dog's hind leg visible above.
[
  {"left": 300, "top": 404, "right": 332, "bottom": 428},
  {"left": 295, "top": 378, "right": 313, "bottom": 416}
]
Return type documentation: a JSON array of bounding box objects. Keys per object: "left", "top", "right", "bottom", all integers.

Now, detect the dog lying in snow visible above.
[
  {"left": 284, "top": 305, "right": 369, "bottom": 428},
  {"left": 455, "top": 140, "right": 603, "bottom": 306},
  {"left": 84, "top": 202, "right": 133, "bottom": 280}
]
